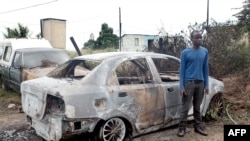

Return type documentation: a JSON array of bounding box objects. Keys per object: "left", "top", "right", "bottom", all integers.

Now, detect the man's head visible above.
[{"left": 190, "top": 30, "right": 202, "bottom": 48}]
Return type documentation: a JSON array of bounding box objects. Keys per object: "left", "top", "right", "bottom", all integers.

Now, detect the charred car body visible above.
[
  {"left": 0, "top": 38, "right": 70, "bottom": 92},
  {"left": 21, "top": 52, "right": 224, "bottom": 141}
]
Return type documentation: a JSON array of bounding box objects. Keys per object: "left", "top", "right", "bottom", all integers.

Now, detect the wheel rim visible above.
[
  {"left": 206, "top": 94, "right": 224, "bottom": 120},
  {"left": 213, "top": 95, "right": 223, "bottom": 114},
  {"left": 102, "top": 118, "right": 126, "bottom": 141}
]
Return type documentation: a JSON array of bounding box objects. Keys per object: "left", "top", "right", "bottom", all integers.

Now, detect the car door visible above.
[
  {"left": 110, "top": 57, "right": 165, "bottom": 130},
  {"left": 9, "top": 51, "right": 22, "bottom": 91},
  {"left": 1, "top": 46, "right": 13, "bottom": 89},
  {"left": 151, "top": 57, "right": 182, "bottom": 123}
]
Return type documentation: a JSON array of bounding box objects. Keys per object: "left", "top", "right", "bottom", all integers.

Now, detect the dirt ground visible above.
[
  {"left": 0, "top": 71, "right": 250, "bottom": 141},
  {"left": 0, "top": 112, "right": 225, "bottom": 141}
]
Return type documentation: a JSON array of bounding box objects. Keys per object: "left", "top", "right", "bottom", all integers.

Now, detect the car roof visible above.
[
  {"left": 0, "top": 38, "right": 52, "bottom": 50},
  {"left": 17, "top": 47, "right": 65, "bottom": 53},
  {"left": 73, "top": 51, "right": 179, "bottom": 61}
]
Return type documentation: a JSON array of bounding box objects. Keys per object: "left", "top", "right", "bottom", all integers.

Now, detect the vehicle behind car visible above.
[{"left": 0, "top": 38, "right": 70, "bottom": 92}]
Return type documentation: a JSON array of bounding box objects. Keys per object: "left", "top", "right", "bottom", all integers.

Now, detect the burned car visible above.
[{"left": 21, "top": 52, "right": 224, "bottom": 141}]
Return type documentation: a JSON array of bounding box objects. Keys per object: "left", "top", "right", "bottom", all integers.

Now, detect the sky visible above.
[{"left": 0, "top": 0, "right": 244, "bottom": 50}]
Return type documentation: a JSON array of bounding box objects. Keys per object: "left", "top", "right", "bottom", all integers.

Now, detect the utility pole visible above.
[
  {"left": 205, "top": 0, "right": 210, "bottom": 48},
  {"left": 119, "top": 7, "right": 122, "bottom": 51},
  {"left": 207, "top": 0, "right": 209, "bottom": 28}
]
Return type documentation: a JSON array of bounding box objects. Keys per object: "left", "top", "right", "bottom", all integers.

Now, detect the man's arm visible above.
[
  {"left": 203, "top": 50, "right": 209, "bottom": 94},
  {"left": 180, "top": 51, "right": 186, "bottom": 91}
]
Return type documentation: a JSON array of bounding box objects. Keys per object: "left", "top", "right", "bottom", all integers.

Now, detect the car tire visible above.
[
  {"left": 99, "top": 118, "right": 127, "bottom": 141},
  {"left": 204, "top": 93, "right": 224, "bottom": 121}
]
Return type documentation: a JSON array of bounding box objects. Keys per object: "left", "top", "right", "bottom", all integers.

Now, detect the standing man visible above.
[{"left": 177, "top": 30, "right": 209, "bottom": 137}]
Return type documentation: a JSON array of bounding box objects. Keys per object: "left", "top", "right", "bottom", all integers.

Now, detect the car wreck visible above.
[
  {"left": 21, "top": 52, "right": 224, "bottom": 141},
  {"left": 0, "top": 38, "right": 70, "bottom": 92}
]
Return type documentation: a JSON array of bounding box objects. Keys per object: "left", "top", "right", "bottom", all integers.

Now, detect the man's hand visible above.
[
  {"left": 180, "top": 90, "right": 186, "bottom": 96},
  {"left": 204, "top": 88, "right": 209, "bottom": 95}
]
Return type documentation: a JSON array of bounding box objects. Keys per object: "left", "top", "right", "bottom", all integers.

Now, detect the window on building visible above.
[{"left": 135, "top": 38, "right": 139, "bottom": 46}]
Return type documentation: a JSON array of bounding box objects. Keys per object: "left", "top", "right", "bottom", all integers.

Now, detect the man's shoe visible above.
[
  {"left": 194, "top": 127, "right": 208, "bottom": 136},
  {"left": 177, "top": 129, "right": 185, "bottom": 137}
]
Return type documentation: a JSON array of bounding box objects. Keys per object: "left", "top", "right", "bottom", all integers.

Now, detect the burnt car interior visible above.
[
  {"left": 152, "top": 58, "right": 179, "bottom": 82},
  {"left": 47, "top": 57, "right": 179, "bottom": 84},
  {"left": 47, "top": 59, "right": 101, "bottom": 79},
  {"left": 115, "top": 58, "right": 153, "bottom": 85}
]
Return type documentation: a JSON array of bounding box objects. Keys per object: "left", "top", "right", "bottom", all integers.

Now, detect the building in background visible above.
[
  {"left": 40, "top": 18, "right": 66, "bottom": 49},
  {"left": 121, "top": 34, "right": 157, "bottom": 52}
]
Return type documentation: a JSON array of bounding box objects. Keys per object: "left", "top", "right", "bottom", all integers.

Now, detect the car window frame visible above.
[
  {"left": 3, "top": 46, "right": 12, "bottom": 62},
  {"left": 113, "top": 57, "right": 154, "bottom": 86},
  {"left": 151, "top": 56, "right": 180, "bottom": 82},
  {"left": 12, "top": 51, "right": 22, "bottom": 68}
]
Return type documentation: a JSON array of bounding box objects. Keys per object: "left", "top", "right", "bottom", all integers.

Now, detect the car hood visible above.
[{"left": 22, "top": 67, "right": 57, "bottom": 80}]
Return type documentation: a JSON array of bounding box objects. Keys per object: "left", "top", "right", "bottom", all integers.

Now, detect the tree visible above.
[
  {"left": 3, "top": 23, "right": 29, "bottom": 38},
  {"left": 84, "top": 39, "right": 96, "bottom": 48},
  {"left": 84, "top": 33, "right": 96, "bottom": 48},
  {"left": 152, "top": 20, "right": 246, "bottom": 78},
  {"left": 234, "top": 0, "right": 250, "bottom": 32},
  {"left": 83, "top": 23, "right": 119, "bottom": 49}
]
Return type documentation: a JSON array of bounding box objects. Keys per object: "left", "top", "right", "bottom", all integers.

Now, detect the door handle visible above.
[
  {"left": 118, "top": 92, "right": 127, "bottom": 97},
  {"left": 167, "top": 87, "right": 174, "bottom": 92}
]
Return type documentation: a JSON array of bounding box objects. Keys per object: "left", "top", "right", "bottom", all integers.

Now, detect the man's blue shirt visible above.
[{"left": 179, "top": 46, "right": 209, "bottom": 90}]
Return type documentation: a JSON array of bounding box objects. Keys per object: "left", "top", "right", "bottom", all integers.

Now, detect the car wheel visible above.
[
  {"left": 100, "top": 118, "right": 127, "bottom": 141},
  {"left": 204, "top": 94, "right": 224, "bottom": 121}
]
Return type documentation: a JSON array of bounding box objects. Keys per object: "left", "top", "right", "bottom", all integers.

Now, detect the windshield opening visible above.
[
  {"left": 23, "top": 50, "right": 70, "bottom": 69},
  {"left": 47, "top": 59, "right": 101, "bottom": 79}
]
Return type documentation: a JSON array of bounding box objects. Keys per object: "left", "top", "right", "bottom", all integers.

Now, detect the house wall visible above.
[
  {"left": 121, "top": 34, "right": 157, "bottom": 52},
  {"left": 41, "top": 18, "right": 66, "bottom": 49}
]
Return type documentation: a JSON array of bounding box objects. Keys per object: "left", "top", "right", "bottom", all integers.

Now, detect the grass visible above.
[
  {"left": 0, "top": 89, "right": 21, "bottom": 114},
  {"left": 0, "top": 89, "right": 19, "bottom": 97}
]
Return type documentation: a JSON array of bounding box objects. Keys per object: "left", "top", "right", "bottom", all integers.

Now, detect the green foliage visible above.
[
  {"left": 204, "top": 22, "right": 247, "bottom": 77},
  {"left": 225, "top": 44, "right": 250, "bottom": 73},
  {"left": 3, "top": 23, "right": 29, "bottom": 38},
  {"left": 84, "top": 39, "right": 96, "bottom": 48},
  {"left": 235, "top": 0, "right": 250, "bottom": 32},
  {"left": 0, "top": 89, "right": 18, "bottom": 97},
  {"left": 164, "top": 20, "right": 250, "bottom": 78},
  {"left": 83, "top": 23, "right": 119, "bottom": 49}
]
